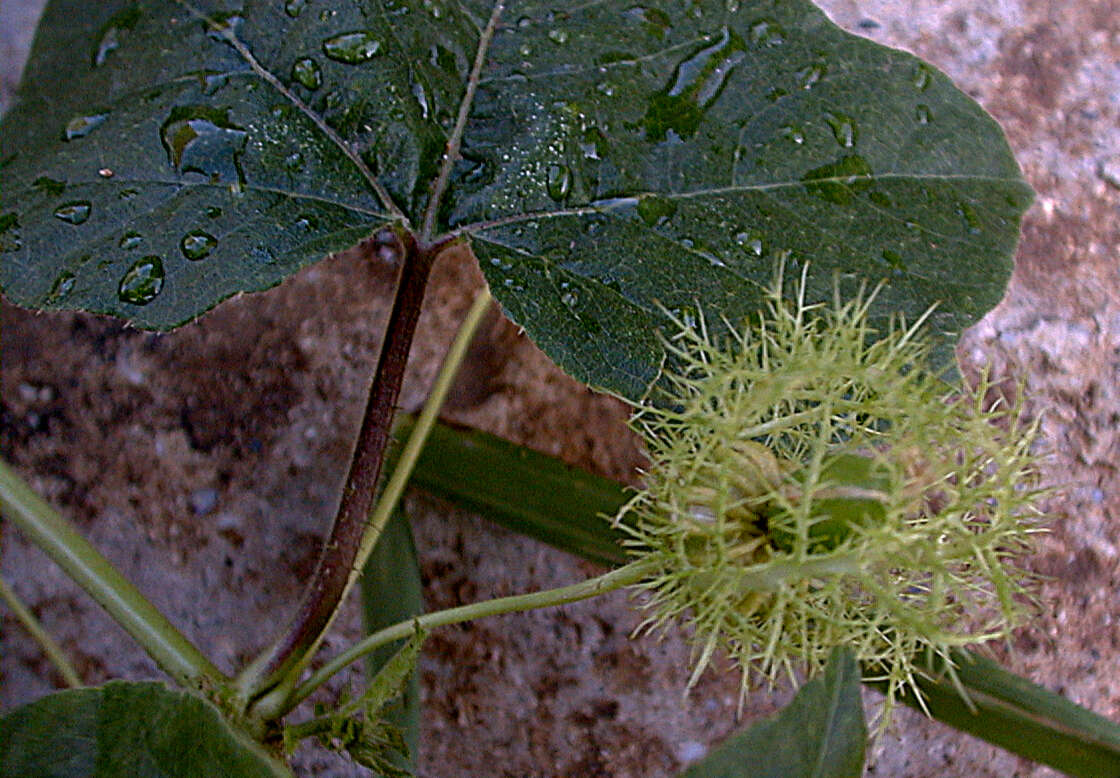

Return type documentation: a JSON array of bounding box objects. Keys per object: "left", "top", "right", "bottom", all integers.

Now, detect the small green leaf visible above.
[
  {"left": 397, "top": 415, "right": 631, "bottom": 567},
  {"left": 680, "top": 646, "right": 865, "bottom": 777},
  {"left": 0, "top": 680, "right": 292, "bottom": 777}
]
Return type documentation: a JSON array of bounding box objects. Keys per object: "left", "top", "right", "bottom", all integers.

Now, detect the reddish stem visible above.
[{"left": 249, "top": 226, "right": 447, "bottom": 695}]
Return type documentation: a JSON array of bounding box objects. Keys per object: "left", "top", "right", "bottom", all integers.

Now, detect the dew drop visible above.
[
  {"left": 643, "top": 26, "right": 746, "bottom": 141},
  {"left": 749, "top": 18, "right": 785, "bottom": 46},
  {"left": 118, "top": 256, "right": 164, "bottom": 305},
  {"left": 64, "top": 113, "right": 109, "bottom": 141},
  {"left": 205, "top": 12, "right": 243, "bottom": 41},
  {"left": 779, "top": 123, "right": 804, "bottom": 144},
  {"left": 560, "top": 289, "right": 579, "bottom": 308},
  {"left": 322, "top": 31, "right": 382, "bottom": 63},
  {"left": 796, "top": 62, "right": 826, "bottom": 89},
  {"left": 119, "top": 231, "right": 143, "bottom": 249},
  {"left": 735, "top": 230, "right": 763, "bottom": 255},
  {"left": 956, "top": 201, "right": 982, "bottom": 234},
  {"left": 283, "top": 151, "right": 305, "bottom": 171},
  {"left": 868, "top": 191, "right": 892, "bottom": 208},
  {"left": 412, "top": 80, "right": 430, "bottom": 119},
  {"left": 160, "top": 106, "right": 248, "bottom": 183},
  {"left": 913, "top": 63, "right": 933, "bottom": 91},
  {"left": 825, "top": 112, "right": 857, "bottom": 148},
  {"left": 33, "top": 176, "right": 66, "bottom": 196},
  {"left": 801, "top": 155, "right": 873, "bottom": 206},
  {"left": 637, "top": 194, "right": 677, "bottom": 227},
  {"left": 205, "top": 206, "right": 223, "bottom": 218},
  {"left": 181, "top": 230, "right": 217, "bottom": 260},
  {"left": 915, "top": 104, "right": 933, "bottom": 124},
  {"left": 548, "top": 29, "right": 570, "bottom": 45},
  {"left": 881, "top": 249, "right": 903, "bottom": 269},
  {"left": 285, "top": 0, "right": 306, "bottom": 17},
  {"left": 546, "top": 164, "right": 572, "bottom": 201},
  {"left": 53, "top": 201, "right": 92, "bottom": 225},
  {"left": 47, "top": 271, "right": 76, "bottom": 302},
  {"left": 92, "top": 6, "right": 142, "bottom": 67},
  {"left": 0, "top": 212, "right": 22, "bottom": 253},
  {"left": 595, "top": 81, "right": 616, "bottom": 97},
  {"left": 292, "top": 57, "right": 322, "bottom": 89},
  {"left": 293, "top": 213, "right": 319, "bottom": 231}
]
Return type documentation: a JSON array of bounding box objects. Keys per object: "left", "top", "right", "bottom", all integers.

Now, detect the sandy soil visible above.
[{"left": 1, "top": 1, "right": 1117, "bottom": 776}]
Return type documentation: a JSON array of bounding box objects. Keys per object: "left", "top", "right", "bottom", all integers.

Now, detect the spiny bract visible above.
[{"left": 618, "top": 265, "right": 1045, "bottom": 720}]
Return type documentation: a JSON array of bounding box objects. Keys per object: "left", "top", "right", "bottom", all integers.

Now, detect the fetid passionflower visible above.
[{"left": 618, "top": 264, "right": 1045, "bottom": 719}]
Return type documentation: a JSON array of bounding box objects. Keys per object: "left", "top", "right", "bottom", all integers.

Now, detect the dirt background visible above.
[{"left": 1, "top": 1, "right": 1118, "bottom": 776}]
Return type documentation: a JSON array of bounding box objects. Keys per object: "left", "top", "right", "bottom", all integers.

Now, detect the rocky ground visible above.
[{"left": 2, "top": 1, "right": 1117, "bottom": 776}]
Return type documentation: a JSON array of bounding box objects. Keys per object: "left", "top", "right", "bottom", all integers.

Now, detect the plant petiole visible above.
[{"left": 284, "top": 557, "right": 655, "bottom": 711}]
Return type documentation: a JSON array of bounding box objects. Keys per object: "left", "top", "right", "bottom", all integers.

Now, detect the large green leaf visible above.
[
  {"left": 0, "top": 0, "right": 470, "bottom": 327},
  {"left": 0, "top": 680, "right": 291, "bottom": 777},
  {"left": 0, "top": 0, "right": 1030, "bottom": 398},
  {"left": 680, "top": 646, "right": 865, "bottom": 777}
]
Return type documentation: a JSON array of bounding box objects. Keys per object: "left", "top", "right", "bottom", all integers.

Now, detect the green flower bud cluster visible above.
[{"left": 619, "top": 267, "right": 1045, "bottom": 718}]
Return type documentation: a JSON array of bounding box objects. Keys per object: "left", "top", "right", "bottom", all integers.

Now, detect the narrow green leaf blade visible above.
[
  {"left": 398, "top": 416, "right": 630, "bottom": 567},
  {"left": 681, "top": 647, "right": 865, "bottom": 778},
  {"left": 867, "top": 651, "right": 1120, "bottom": 778},
  {"left": 454, "top": 0, "right": 1032, "bottom": 398},
  {"left": 360, "top": 506, "right": 424, "bottom": 772},
  {"left": 0, "top": 681, "right": 292, "bottom": 777}
]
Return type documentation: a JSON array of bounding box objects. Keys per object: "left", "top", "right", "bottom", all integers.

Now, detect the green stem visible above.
[
  {"left": 0, "top": 573, "right": 82, "bottom": 688},
  {"left": 251, "top": 287, "right": 494, "bottom": 719},
  {"left": 0, "top": 460, "right": 224, "bottom": 690},
  {"left": 287, "top": 558, "right": 655, "bottom": 709}
]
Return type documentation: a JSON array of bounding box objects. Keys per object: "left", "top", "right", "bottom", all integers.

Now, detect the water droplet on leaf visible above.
[
  {"left": 285, "top": 0, "right": 306, "bottom": 17},
  {"left": 913, "top": 63, "right": 933, "bottom": 91},
  {"left": 796, "top": 62, "right": 826, "bottom": 89},
  {"left": 644, "top": 26, "right": 746, "bottom": 141},
  {"left": 548, "top": 29, "right": 569, "bottom": 45},
  {"left": 825, "top": 112, "right": 857, "bottom": 148},
  {"left": 735, "top": 230, "right": 763, "bottom": 255},
  {"left": 0, "top": 212, "right": 22, "bottom": 252},
  {"left": 869, "top": 191, "right": 892, "bottom": 208},
  {"left": 749, "top": 18, "right": 785, "bottom": 46},
  {"left": 64, "top": 113, "right": 108, "bottom": 141},
  {"left": 292, "top": 57, "right": 322, "bottom": 89},
  {"left": 915, "top": 104, "right": 932, "bottom": 124},
  {"left": 779, "top": 123, "right": 804, "bottom": 144},
  {"left": 283, "top": 151, "right": 305, "bottom": 171},
  {"left": 205, "top": 206, "right": 222, "bottom": 218},
  {"left": 322, "top": 31, "right": 382, "bottom": 63},
  {"left": 881, "top": 249, "right": 903, "bottom": 269},
  {"left": 118, "top": 256, "right": 164, "bottom": 304},
  {"left": 53, "top": 201, "right": 92, "bottom": 224},
  {"left": 801, "top": 155, "right": 874, "bottom": 205},
  {"left": 560, "top": 289, "right": 579, "bottom": 308},
  {"left": 956, "top": 201, "right": 982, "bottom": 234},
  {"left": 160, "top": 106, "right": 248, "bottom": 183},
  {"left": 180, "top": 230, "right": 217, "bottom": 260},
  {"left": 47, "top": 271, "right": 76, "bottom": 302},
  {"left": 119, "top": 231, "right": 143, "bottom": 249},
  {"left": 33, "top": 176, "right": 66, "bottom": 196},
  {"left": 92, "top": 6, "right": 141, "bottom": 67},
  {"left": 637, "top": 194, "right": 677, "bottom": 227},
  {"left": 546, "top": 164, "right": 572, "bottom": 201}
]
